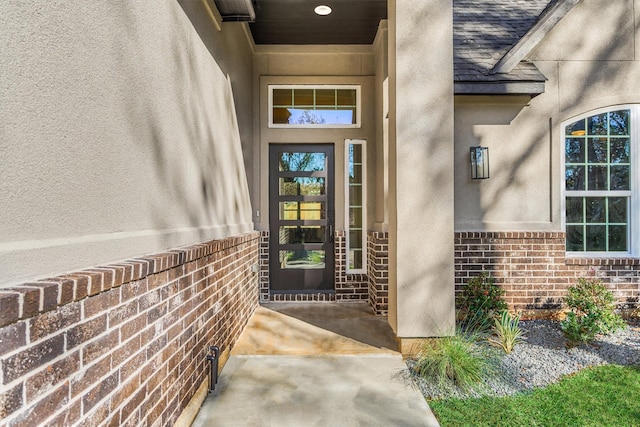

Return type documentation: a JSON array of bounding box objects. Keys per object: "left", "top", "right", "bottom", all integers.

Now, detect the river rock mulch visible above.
[{"left": 405, "top": 319, "right": 640, "bottom": 400}]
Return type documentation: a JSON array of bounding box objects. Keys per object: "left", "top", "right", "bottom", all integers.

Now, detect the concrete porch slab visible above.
[{"left": 191, "top": 303, "right": 440, "bottom": 427}]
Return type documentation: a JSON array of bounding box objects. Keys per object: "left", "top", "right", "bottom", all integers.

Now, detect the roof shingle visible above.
[{"left": 454, "top": 0, "right": 556, "bottom": 92}]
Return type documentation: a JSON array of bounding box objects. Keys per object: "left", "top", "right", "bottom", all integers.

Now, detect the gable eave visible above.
[{"left": 490, "top": 0, "right": 582, "bottom": 75}]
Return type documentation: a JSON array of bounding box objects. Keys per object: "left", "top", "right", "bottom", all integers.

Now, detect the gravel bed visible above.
[{"left": 406, "top": 320, "right": 640, "bottom": 400}]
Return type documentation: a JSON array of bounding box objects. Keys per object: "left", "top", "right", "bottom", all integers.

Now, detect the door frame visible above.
[{"left": 268, "top": 143, "right": 335, "bottom": 293}]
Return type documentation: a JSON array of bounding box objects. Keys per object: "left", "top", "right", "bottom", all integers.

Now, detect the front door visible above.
[{"left": 269, "top": 144, "right": 335, "bottom": 292}]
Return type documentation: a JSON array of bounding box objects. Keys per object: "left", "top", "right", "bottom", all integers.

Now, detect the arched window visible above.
[{"left": 562, "top": 106, "right": 638, "bottom": 255}]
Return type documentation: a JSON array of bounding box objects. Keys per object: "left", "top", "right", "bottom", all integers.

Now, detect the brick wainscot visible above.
[
  {"left": 0, "top": 232, "right": 260, "bottom": 427},
  {"left": 455, "top": 232, "right": 640, "bottom": 316}
]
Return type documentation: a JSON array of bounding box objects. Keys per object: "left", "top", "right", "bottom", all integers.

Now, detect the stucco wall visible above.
[
  {"left": 390, "top": 0, "right": 456, "bottom": 338},
  {"left": 454, "top": 0, "right": 640, "bottom": 231},
  {"left": 0, "top": 1, "right": 254, "bottom": 286}
]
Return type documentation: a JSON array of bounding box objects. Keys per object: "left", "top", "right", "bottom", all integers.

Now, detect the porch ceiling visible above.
[{"left": 230, "top": 0, "right": 388, "bottom": 45}]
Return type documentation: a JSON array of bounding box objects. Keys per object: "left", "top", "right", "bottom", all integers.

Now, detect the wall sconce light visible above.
[{"left": 470, "top": 146, "right": 489, "bottom": 179}]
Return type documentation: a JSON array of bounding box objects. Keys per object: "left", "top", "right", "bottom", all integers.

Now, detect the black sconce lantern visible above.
[{"left": 470, "top": 146, "right": 489, "bottom": 179}]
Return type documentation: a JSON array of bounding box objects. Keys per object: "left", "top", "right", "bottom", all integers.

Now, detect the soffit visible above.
[{"left": 248, "top": 0, "right": 388, "bottom": 45}]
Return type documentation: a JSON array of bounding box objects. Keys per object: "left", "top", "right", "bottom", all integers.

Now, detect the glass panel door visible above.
[{"left": 269, "top": 144, "right": 334, "bottom": 292}]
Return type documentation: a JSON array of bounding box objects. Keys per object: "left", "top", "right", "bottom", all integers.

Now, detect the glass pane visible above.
[
  {"left": 566, "top": 225, "right": 584, "bottom": 251},
  {"left": 608, "top": 110, "right": 630, "bottom": 135},
  {"left": 588, "top": 113, "right": 608, "bottom": 135},
  {"left": 565, "top": 138, "right": 585, "bottom": 163},
  {"left": 608, "top": 197, "right": 627, "bottom": 224},
  {"left": 279, "top": 250, "right": 325, "bottom": 269},
  {"left": 585, "top": 198, "right": 606, "bottom": 223},
  {"left": 280, "top": 202, "right": 299, "bottom": 220},
  {"left": 300, "top": 178, "right": 325, "bottom": 196},
  {"left": 293, "top": 89, "right": 313, "bottom": 105},
  {"left": 273, "top": 107, "right": 291, "bottom": 124},
  {"left": 586, "top": 225, "right": 606, "bottom": 251},
  {"left": 279, "top": 180, "right": 297, "bottom": 196},
  {"left": 608, "top": 225, "right": 627, "bottom": 251},
  {"left": 273, "top": 89, "right": 292, "bottom": 106},
  {"left": 336, "top": 107, "right": 356, "bottom": 124},
  {"left": 279, "top": 153, "right": 326, "bottom": 171},
  {"left": 587, "top": 165, "right": 607, "bottom": 190},
  {"left": 349, "top": 186, "right": 362, "bottom": 205},
  {"left": 349, "top": 250, "right": 363, "bottom": 270},
  {"left": 279, "top": 202, "right": 325, "bottom": 220},
  {"left": 300, "top": 202, "right": 325, "bottom": 220},
  {"left": 566, "top": 197, "right": 584, "bottom": 223},
  {"left": 349, "top": 207, "right": 363, "bottom": 227},
  {"left": 350, "top": 165, "right": 362, "bottom": 183},
  {"left": 610, "top": 165, "right": 630, "bottom": 190},
  {"left": 286, "top": 108, "right": 354, "bottom": 125},
  {"left": 610, "top": 138, "right": 630, "bottom": 163},
  {"left": 566, "top": 119, "right": 586, "bottom": 136},
  {"left": 565, "top": 166, "right": 585, "bottom": 190},
  {"left": 336, "top": 89, "right": 357, "bottom": 106},
  {"left": 288, "top": 109, "right": 327, "bottom": 125},
  {"left": 315, "top": 89, "right": 335, "bottom": 106},
  {"left": 279, "top": 226, "right": 325, "bottom": 244},
  {"left": 349, "top": 230, "right": 363, "bottom": 249},
  {"left": 587, "top": 138, "right": 608, "bottom": 163},
  {"left": 350, "top": 144, "right": 363, "bottom": 163},
  {"left": 279, "top": 177, "right": 326, "bottom": 196}
]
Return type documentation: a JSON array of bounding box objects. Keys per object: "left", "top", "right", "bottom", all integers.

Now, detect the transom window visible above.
[
  {"left": 269, "top": 85, "right": 360, "bottom": 128},
  {"left": 563, "top": 106, "right": 638, "bottom": 255}
]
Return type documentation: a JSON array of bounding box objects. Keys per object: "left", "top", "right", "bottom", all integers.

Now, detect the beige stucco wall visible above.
[
  {"left": 0, "top": 1, "right": 254, "bottom": 286},
  {"left": 252, "top": 47, "right": 377, "bottom": 231},
  {"left": 389, "top": 0, "right": 456, "bottom": 337},
  {"left": 373, "top": 22, "right": 390, "bottom": 232},
  {"left": 454, "top": 0, "right": 640, "bottom": 232}
]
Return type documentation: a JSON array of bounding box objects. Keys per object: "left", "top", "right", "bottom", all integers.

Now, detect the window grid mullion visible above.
[{"left": 564, "top": 106, "right": 634, "bottom": 255}]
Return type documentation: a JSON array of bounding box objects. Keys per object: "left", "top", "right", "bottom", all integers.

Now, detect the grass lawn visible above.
[{"left": 428, "top": 365, "right": 640, "bottom": 427}]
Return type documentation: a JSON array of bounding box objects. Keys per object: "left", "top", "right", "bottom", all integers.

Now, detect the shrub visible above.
[
  {"left": 412, "top": 334, "right": 488, "bottom": 389},
  {"left": 459, "top": 272, "right": 507, "bottom": 333},
  {"left": 561, "top": 278, "right": 626, "bottom": 345},
  {"left": 489, "top": 311, "right": 524, "bottom": 354}
]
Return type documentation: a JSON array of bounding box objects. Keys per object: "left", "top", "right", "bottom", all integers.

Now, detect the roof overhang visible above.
[
  {"left": 213, "top": 0, "right": 255, "bottom": 22},
  {"left": 454, "top": 81, "right": 546, "bottom": 97}
]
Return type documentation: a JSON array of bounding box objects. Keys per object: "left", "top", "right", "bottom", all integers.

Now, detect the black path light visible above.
[{"left": 470, "top": 146, "right": 489, "bottom": 179}]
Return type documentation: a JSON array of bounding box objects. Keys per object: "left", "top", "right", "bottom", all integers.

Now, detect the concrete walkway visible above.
[{"left": 192, "top": 303, "right": 440, "bottom": 427}]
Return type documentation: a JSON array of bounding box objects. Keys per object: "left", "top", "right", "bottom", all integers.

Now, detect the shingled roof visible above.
[{"left": 453, "top": 0, "right": 577, "bottom": 95}]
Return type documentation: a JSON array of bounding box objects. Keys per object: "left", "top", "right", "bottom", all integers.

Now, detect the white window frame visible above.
[
  {"left": 345, "top": 139, "right": 367, "bottom": 273},
  {"left": 268, "top": 85, "right": 361, "bottom": 129},
  {"left": 561, "top": 105, "right": 640, "bottom": 257}
]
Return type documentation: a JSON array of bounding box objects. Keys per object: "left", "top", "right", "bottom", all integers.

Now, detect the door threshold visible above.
[{"left": 268, "top": 291, "right": 337, "bottom": 302}]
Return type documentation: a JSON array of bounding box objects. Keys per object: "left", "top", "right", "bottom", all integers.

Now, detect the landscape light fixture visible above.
[
  {"left": 314, "top": 5, "right": 332, "bottom": 15},
  {"left": 470, "top": 146, "right": 490, "bottom": 179}
]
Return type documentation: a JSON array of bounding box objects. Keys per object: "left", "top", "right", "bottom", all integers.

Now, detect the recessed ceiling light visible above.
[{"left": 314, "top": 5, "right": 332, "bottom": 16}]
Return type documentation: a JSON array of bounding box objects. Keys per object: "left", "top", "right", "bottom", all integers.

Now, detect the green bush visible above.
[
  {"left": 412, "top": 334, "right": 488, "bottom": 390},
  {"left": 459, "top": 272, "right": 507, "bottom": 333},
  {"left": 489, "top": 311, "right": 524, "bottom": 354},
  {"left": 560, "top": 278, "right": 626, "bottom": 345}
]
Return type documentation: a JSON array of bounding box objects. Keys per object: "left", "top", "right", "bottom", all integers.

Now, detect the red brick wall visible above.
[
  {"left": 368, "top": 231, "right": 389, "bottom": 315},
  {"left": 455, "top": 232, "right": 640, "bottom": 315},
  {"left": 0, "top": 232, "right": 260, "bottom": 427}
]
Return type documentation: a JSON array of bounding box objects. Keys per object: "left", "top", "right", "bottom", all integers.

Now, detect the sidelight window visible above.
[{"left": 346, "top": 139, "right": 366, "bottom": 271}]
